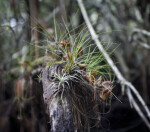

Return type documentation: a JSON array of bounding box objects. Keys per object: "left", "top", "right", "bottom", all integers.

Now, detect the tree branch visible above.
[
  {"left": 77, "top": 0, "right": 150, "bottom": 128},
  {"left": 127, "top": 88, "right": 150, "bottom": 129},
  {"left": 133, "top": 28, "right": 150, "bottom": 36},
  {"left": 139, "top": 42, "right": 150, "bottom": 49},
  {"left": 30, "top": 0, "right": 39, "bottom": 59}
]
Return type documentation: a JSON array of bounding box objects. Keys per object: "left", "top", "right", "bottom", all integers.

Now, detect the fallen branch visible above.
[{"left": 77, "top": 0, "right": 150, "bottom": 128}]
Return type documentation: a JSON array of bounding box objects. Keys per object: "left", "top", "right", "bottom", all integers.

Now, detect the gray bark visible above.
[{"left": 42, "top": 65, "right": 74, "bottom": 132}]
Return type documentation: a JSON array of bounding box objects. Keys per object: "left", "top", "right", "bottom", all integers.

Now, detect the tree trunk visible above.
[{"left": 42, "top": 65, "right": 74, "bottom": 132}]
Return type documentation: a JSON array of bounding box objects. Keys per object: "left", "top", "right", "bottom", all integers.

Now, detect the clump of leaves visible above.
[{"left": 40, "top": 21, "right": 114, "bottom": 80}]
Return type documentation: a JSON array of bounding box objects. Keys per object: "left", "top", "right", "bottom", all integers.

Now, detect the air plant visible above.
[{"left": 38, "top": 19, "right": 119, "bottom": 130}]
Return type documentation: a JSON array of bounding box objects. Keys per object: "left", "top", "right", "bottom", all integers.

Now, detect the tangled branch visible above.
[{"left": 77, "top": 0, "right": 150, "bottom": 129}]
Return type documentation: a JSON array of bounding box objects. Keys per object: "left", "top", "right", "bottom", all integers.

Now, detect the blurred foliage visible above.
[
  {"left": 0, "top": 0, "right": 150, "bottom": 74},
  {"left": 0, "top": 0, "right": 150, "bottom": 131}
]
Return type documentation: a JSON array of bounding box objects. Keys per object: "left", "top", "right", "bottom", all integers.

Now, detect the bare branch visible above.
[
  {"left": 131, "top": 28, "right": 150, "bottom": 49},
  {"left": 77, "top": 0, "right": 150, "bottom": 128},
  {"left": 127, "top": 88, "right": 150, "bottom": 129},
  {"left": 133, "top": 28, "right": 150, "bottom": 36},
  {"left": 30, "top": 0, "right": 39, "bottom": 58},
  {"left": 139, "top": 42, "right": 150, "bottom": 49}
]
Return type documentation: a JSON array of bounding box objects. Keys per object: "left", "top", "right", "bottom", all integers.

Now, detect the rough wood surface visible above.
[{"left": 42, "top": 64, "right": 74, "bottom": 132}]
